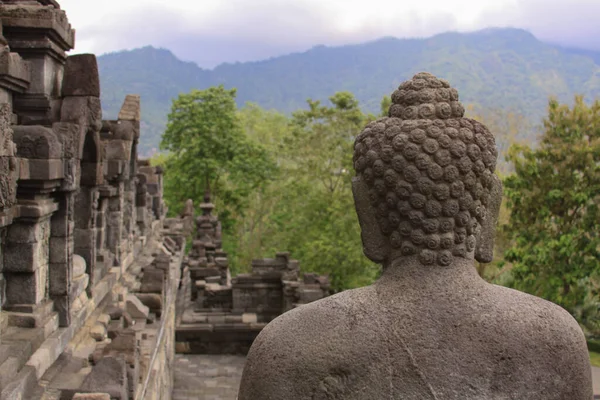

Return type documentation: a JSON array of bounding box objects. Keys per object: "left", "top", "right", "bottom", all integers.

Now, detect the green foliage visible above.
[
  {"left": 588, "top": 351, "right": 600, "bottom": 367},
  {"left": 503, "top": 96, "right": 600, "bottom": 323},
  {"left": 224, "top": 93, "right": 380, "bottom": 290},
  {"left": 380, "top": 95, "right": 392, "bottom": 117},
  {"left": 98, "top": 29, "right": 600, "bottom": 154},
  {"left": 159, "top": 86, "right": 275, "bottom": 231}
]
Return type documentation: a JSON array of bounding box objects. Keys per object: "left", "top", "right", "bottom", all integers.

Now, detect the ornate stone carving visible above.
[{"left": 13, "top": 125, "right": 62, "bottom": 159}]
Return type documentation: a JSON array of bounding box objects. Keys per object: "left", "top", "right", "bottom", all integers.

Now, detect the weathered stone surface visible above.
[
  {"left": 125, "top": 295, "right": 149, "bottom": 319},
  {"left": 4, "top": 268, "right": 46, "bottom": 304},
  {"left": 79, "top": 357, "right": 127, "bottom": 399},
  {"left": 4, "top": 237, "right": 49, "bottom": 273},
  {"left": 237, "top": 73, "right": 594, "bottom": 400},
  {"left": 117, "top": 95, "right": 140, "bottom": 122},
  {"left": 73, "top": 393, "right": 111, "bottom": 400},
  {"left": 0, "top": 3, "right": 75, "bottom": 51},
  {"left": 12, "top": 125, "right": 62, "bottom": 159},
  {"left": 73, "top": 254, "right": 86, "bottom": 277},
  {"left": 60, "top": 97, "right": 102, "bottom": 138},
  {"left": 62, "top": 54, "right": 100, "bottom": 97},
  {"left": 19, "top": 158, "right": 63, "bottom": 180},
  {"left": 90, "top": 323, "right": 107, "bottom": 341},
  {"left": 135, "top": 293, "right": 162, "bottom": 310},
  {"left": 140, "top": 268, "right": 164, "bottom": 293}
]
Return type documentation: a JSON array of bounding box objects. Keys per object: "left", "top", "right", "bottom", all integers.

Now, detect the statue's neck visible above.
[{"left": 377, "top": 255, "right": 486, "bottom": 295}]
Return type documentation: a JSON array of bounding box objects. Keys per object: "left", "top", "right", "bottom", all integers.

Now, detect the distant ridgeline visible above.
[{"left": 98, "top": 28, "right": 600, "bottom": 155}]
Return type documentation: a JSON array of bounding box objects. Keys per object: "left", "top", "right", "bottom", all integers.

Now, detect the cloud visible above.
[
  {"left": 477, "top": 0, "right": 600, "bottom": 51},
  {"left": 61, "top": 0, "right": 600, "bottom": 68}
]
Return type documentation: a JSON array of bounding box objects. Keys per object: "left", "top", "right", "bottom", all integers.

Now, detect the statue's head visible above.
[{"left": 352, "top": 72, "right": 502, "bottom": 267}]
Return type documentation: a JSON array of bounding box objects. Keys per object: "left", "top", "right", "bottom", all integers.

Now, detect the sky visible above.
[{"left": 59, "top": 0, "right": 600, "bottom": 69}]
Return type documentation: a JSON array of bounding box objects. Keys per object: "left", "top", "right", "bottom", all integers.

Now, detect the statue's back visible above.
[{"left": 240, "top": 280, "right": 591, "bottom": 400}]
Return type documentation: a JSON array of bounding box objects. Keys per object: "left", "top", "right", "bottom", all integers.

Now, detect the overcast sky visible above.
[{"left": 58, "top": 0, "right": 600, "bottom": 69}]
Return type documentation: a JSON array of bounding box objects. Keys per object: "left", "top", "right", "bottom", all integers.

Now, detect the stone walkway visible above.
[{"left": 172, "top": 354, "right": 246, "bottom": 400}]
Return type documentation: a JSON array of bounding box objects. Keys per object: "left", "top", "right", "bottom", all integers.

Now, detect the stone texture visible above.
[
  {"left": 237, "top": 73, "right": 594, "bottom": 400},
  {"left": 73, "top": 394, "right": 111, "bottom": 400},
  {"left": 12, "top": 125, "right": 62, "bottom": 159},
  {"left": 79, "top": 357, "right": 127, "bottom": 399},
  {"left": 125, "top": 294, "right": 149, "bottom": 319},
  {"left": 73, "top": 254, "right": 86, "bottom": 277},
  {"left": 173, "top": 354, "right": 245, "bottom": 400},
  {"left": 62, "top": 54, "right": 100, "bottom": 97},
  {"left": 117, "top": 94, "right": 140, "bottom": 122},
  {"left": 90, "top": 324, "right": 106, "bottom": 341}
]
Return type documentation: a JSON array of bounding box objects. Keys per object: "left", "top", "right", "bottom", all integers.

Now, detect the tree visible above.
[
  {"left": 265, "top": 92, "right": 380, "bottom": 291},
  {"left": 503, "top": 95, "right": 600, "bottom": 324},
  {"left": 159, "top": 86, "right": 275, "bottom": 231},
  {"left": 380, "top": 95, "right": 392, "bottom": 117}
]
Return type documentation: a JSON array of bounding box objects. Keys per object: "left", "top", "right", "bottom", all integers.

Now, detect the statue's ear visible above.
[
  {"left": 352, "top": 177, "right": 389, "bottom": 263},
  {"left": 475, "top": 174, "right": 502, "bottom": 263}
]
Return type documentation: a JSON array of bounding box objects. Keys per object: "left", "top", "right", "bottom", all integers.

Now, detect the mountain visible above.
[{"left": 97, "top": 28, "right": 600, "bottom": 156}]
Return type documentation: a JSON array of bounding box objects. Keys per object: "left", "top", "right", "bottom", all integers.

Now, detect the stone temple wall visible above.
[{"left": 0, "top": 1, "right": 184, "bottom": 399}]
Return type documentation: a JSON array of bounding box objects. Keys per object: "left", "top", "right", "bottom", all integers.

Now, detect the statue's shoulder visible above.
[
  {"left": 489, "top": 284, "right": 584, "bottom": 340},
  {"left": 484, "top": 284, "right": 592, "bottom": 398},
  {"left": 238, "top": 286, "right": 382, "bottom": 400},
  {"left": 250, "top": 285, "right": 378, "bottom": 353}
]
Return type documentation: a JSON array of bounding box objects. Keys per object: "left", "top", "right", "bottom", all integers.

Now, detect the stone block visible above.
[
  {"left": 60, "top": 97, "right": 102, "bottom": 130},
  {"left": 140, "top": 269, "right": 163, "bottom": 293},
  {"left": 19, "top": 158, "right": 63, "bottom": 180},
  {"left": 6, "top": 219, "right": 49, "bottom": 243},
  {"left": 12, "top": 125, "right": 62, "bottom": 159},
  {"left": 53, "top": 121, "right": 82, "bottom": 160},
  {"left": 48, "top": 262, "right": 69, "bottom": 296},
  {"left": 62, "top": 54, "right": 100, "bottom": 97},
  {"left": 73, "top": 394, "right": 111, "bottom": 400},
  {"left": 242, "top": 313, "right": 258, "bottom": 324},
  {"left": 60, "top": 157, "right": 80, "bottom": 191},
  {"left": 118, "top": 95, "right": 140, "bottom": 122},
  {"left": 90, "top": 323, "right": 106, "bottom": 341},
  {"left": 4, "top": 269, "right": 47, "bottom": 305},
  {"left": 125, "top": 295, "right": 149, "bottom": 319},
  {"left": 97, "top": 313, "right": 110, "bottom": 328},
  {"left": 105, "top": 306, "right": 123, "bottom": 320},
  {"left": 49, "top": 236, "right": 73, "bottom": 264},
  {"left": 4, "top": 240, "right": 48, "bottom": 272},
  {"left": 135, "top": 293, "right": 162, "bottom": 311},
  {"left": 74, "top": 228, "right": 95, "bottom": 249},
  {"left": 73, "top": 190, "right": 95, "bottom": 228},
  {"left": 50, "top": 215, "right": 74, "bottom": 238},
  {"left": 53, "top": 296, "right": 71, "bottom": 327},
  {"left": 106, "top": 320, "right": 123, "bottom": 340},
  {"left": 105, "top": 159, "right": 124, "bottom": 179},
  {"left": 79, "top": 357, "right": 127, "bottom": 400},
  {"left": 103, "top": 139, "right": 132, "bottom": 161}
]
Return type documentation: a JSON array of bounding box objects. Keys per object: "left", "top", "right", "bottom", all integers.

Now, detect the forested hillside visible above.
[{"left": 98, "top": 28, "right": 600, "bottom": 155}]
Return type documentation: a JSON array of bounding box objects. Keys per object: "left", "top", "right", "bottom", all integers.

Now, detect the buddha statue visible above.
[{"left": 238, "top": 73, "right": 593, "bottom": 400}]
